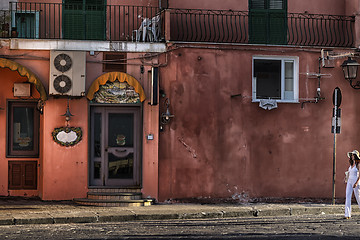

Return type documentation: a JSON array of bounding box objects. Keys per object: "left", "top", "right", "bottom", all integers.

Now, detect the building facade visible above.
[{"left": 0, "top": 0, "right": 360, "bottom": 204}]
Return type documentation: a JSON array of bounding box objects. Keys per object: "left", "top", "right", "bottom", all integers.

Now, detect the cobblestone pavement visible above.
[{"left": 1, "top": 214, "right": 360, "bottom": 239}]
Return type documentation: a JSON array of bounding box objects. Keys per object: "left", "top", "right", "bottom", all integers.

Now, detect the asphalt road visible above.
[{"left": 1, "top": 214, "right": 360, "bottom": 240}]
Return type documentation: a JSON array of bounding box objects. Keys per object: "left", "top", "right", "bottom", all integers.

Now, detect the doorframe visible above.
[{"left": 88, "top": 103, "right": 143, "bottom": 187}]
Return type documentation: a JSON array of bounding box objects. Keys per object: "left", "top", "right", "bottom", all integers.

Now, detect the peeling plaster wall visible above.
[{"left": 158, "top": 45, "right": 360, "bottom": 202}]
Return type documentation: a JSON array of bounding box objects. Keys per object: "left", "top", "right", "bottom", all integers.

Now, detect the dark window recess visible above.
[
  {"left": 7, "top": 101, "right": 40, "bottom": 157},
  {"left": 254, "top": 59, "right": 281, "bottom": 99},
  {"left": 8, "top": 161, "right": 37, "bottom": 190},
  {"left": 103, "top": 53, "right": 127, "bottom": 72}
]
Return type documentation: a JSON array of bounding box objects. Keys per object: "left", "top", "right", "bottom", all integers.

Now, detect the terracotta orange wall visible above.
[
  {"left": 0, "top": 68, "right": 41, "bottom": 197},
  {"left": 41, "top": 98, "right": 88, "bottom": 200},
  {"left": 125, "top": 58, "right": 160, "bottom": 199},
  {"left": 158, "top": 45, "right": 360, "bottom": 201}
]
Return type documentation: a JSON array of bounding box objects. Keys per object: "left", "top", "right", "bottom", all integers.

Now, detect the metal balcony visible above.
[{"left": 0, "top": 3, "right": 355, "bottom": 48}]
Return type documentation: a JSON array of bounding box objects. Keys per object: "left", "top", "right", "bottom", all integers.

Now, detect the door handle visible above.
[{"left": 115, "top": 149, "right": 127, "bottom": 153}]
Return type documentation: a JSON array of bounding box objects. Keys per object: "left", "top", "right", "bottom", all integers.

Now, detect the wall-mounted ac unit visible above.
[{"left": 49, "top": 51, "right": 86, "bottom": 96}]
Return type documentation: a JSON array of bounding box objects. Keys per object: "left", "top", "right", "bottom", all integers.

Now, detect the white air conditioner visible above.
[{"left": 49, "top": 50, "right": 86, "bottom": 96}]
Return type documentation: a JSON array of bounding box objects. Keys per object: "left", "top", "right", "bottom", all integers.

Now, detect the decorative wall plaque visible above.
[
  {"left": 52, "top": 127, "right": 82, "bottom": 147},
  {"left": 93, "top": 80, "right": 141, "bottom": 104}
]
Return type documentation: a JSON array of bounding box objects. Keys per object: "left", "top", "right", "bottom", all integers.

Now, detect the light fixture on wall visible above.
[
  {"left": 62, "top": 98, "right": 74, "bottom": 126},
  {"left": 341, "top": 57, "right": 360, "bottom": 89},
  {"left": 160, "top": 98, "right": 174, "bottom": 131}
]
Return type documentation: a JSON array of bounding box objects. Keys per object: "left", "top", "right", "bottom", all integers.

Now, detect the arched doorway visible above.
[{"left": 87, "top": 72, "right": 146, "bottom": 187}]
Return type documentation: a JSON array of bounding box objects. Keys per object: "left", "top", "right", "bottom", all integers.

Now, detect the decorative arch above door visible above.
[
  {"left": 0, "top": 58, "right": 47, "bottom": 101},
  {"left": 87, "top": 72, "right": 146, "bottom": 103}
]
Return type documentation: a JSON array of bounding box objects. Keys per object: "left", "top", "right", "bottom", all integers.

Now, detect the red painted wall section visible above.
[
  {"left": 168, "top": 0, "right": 346, "bottom": 14},
  {"left": 289, "top": 0, "right": 345, "bottom": 15},
  {"left": 168, "top": 0, "right": 247, "bottom": 10},
  {"left": 158, "top": 45, "right": 360, "bottom": 202},
  {"left": 125, "top": 60, "right": 160, "bottom": 199},
  {"left": 108, "top": 0, "right": 158, "bottom": 6},
  {"left": 41, "top": 98, "right": 88, "bottom": 200}
]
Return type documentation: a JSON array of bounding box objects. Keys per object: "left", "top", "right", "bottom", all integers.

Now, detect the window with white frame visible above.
[{"left": 252, "top": 56, "right": 299, "bottom": 102}]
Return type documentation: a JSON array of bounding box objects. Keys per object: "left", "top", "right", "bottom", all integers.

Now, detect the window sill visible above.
[{"left": 252, "top": 99, "right": 299, "bottom": 104}]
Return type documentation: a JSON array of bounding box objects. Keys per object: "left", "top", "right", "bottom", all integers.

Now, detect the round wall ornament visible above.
[{"left": 52, "top": 127, "right": 82, "bottom": 147}]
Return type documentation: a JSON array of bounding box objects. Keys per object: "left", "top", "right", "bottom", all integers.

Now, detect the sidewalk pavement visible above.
[{"left": 0, "top": 198, "right": 355, "bottom": 226}]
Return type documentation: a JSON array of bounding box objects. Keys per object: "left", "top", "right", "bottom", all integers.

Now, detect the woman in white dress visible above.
[{"left": 345, "top": 150, "right": 360, "bottom": 219}]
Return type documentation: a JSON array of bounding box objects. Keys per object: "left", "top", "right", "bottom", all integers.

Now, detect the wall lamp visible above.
[
  {"left": 160, "top": 98, "right": 174, "bottom": 131},
  {"left": 341, "top": 57, "right": 360, "bottom": 89},
  {"left": 62, "top": 98, "right": 74, "bottom": 126}
]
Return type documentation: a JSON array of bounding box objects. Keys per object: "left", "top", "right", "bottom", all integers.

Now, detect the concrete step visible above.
[
  {"left": 88, "top": 187, "right": 142, "bottom": 193},
  {"left": 87, "top": 192, "right": 142, "bottom": 201},
  {"left": 74, "top": 187, "right": 154, "bottom": 207},
  {"left": 73, "top": 198, "right": 154, "bottom": 207}
]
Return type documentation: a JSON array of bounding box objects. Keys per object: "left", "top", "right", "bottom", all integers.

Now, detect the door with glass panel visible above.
[{"left": 90, "top": 106, "right": 140, "bottom": 186}]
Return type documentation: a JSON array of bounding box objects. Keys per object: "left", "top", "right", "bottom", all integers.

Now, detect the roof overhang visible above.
[{"left": 10, "top": 39, "right": 167, "bottom": 53}]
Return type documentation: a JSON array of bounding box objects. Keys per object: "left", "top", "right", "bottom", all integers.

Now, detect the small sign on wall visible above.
[
  {"left": 52, "top": 127, "right": 82, "bottom": 147},
  {"left": 14, "top": 83, "right": 31, "bottom": 97}
]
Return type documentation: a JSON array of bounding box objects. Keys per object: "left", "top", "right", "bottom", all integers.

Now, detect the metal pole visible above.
[
  {"left": 332, "top": 120, "right": 336, "bottom": 205},
  {"left": 332, "top": 89, "right": 338, "bottom": 205}
]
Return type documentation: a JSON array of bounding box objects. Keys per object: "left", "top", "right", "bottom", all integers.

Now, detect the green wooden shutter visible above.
[
  {"left": 249, "top": 0, "right": 287, "bottom": 44},
  {"left": 63, "top": 0, "right": 85, "bottom": 39},
  {"left": 268, "top": 11, "right": 287, "bottom": 44},
  {"left": 249, "top": 10, "right": 267, "bottom": 44},
  {"left": 85, "top": 0, "right": 105, "bottom": 40},
  {"left": 63, "top": 0, "right": 105, "bottom": 40}
]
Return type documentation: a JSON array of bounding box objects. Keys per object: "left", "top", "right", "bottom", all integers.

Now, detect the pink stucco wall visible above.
[
  {"left": 0, "top": 46, "right": 159, "bottom": 200},
  {"left": 158, "top": 45, "right": 360, "bottom": 202}
]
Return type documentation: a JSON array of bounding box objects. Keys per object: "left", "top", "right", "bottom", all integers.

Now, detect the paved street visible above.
[{"left": 1, "top": 214, "right": 360, "bottom": 240}]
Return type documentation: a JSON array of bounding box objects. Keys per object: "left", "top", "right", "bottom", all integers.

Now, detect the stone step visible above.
[
  {"left": 88, "top": 187, "right": 142, "bottom": 193},
  {"left": 87, "top": 192, "right": 142, "bottom": 201},
  {"left": 73, "top": 198, "right": 154, "bottom": 207}
]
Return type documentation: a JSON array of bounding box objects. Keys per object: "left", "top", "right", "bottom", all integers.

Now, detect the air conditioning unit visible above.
[{"left": 49, "top": 51, "right": 86, "bottom": 96}]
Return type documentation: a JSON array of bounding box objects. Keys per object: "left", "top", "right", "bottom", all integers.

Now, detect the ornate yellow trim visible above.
[
  {"left": 87, "top": 72, "right": 146, "bottom": 102},
  {"left": 0, "top": 58, "right": 47, "bottom": 101}
]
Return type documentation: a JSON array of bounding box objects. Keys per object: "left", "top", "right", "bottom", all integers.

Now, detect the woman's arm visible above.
[{"left": 354, "top": 165, "right": 360, "bottom": 188}]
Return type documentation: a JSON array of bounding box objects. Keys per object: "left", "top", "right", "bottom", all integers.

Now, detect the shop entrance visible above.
[{"left": 90, "top": 106, "right": 141, "bottom": 186}]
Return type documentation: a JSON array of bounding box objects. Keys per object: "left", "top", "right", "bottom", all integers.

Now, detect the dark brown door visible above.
[{"left": 8, "top": 161, "right": 37, "bottom": 190}]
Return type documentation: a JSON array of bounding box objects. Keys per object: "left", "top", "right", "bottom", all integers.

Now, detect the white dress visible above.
[{"left": 345, "top": 165, "right": 360, "bottom": 218}]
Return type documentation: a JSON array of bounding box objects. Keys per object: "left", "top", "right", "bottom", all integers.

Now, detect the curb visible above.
[{"left": 0, "top": 204, "right": 349, "bottom": 226}]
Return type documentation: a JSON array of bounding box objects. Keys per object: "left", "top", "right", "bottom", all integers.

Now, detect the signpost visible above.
[{"left": 332, "top": 87, "right": 342, "bottom": 205}]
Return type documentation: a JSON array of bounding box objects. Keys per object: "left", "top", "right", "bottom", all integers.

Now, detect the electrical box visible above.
[{"left": 14, "top": 83, "right": 31, "bottom": 97}]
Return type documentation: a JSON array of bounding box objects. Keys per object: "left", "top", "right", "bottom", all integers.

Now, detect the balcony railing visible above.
[
  {"left": 0, "top": 3, "right": 356, "bottom": 48},
  {"left": 169, "top": 9, "right": 355, "bottom": 47},
  {"left": 6, "top": 2, "right": 163, "bottom": 41}
]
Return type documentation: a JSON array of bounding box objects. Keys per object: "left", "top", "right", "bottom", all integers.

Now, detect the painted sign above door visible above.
[
  {"left": 86, "top": 72, "right": 146, "bottom": 103},
  {"left": 94, "top": 81, "right": 141, "bottom": 104}
]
